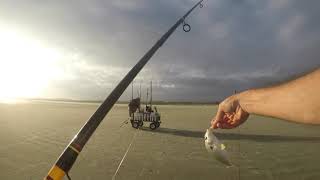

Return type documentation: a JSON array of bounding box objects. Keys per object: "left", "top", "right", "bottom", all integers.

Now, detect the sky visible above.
[{"left": 0, "top": 0, "right": 319, "bottom": 102}]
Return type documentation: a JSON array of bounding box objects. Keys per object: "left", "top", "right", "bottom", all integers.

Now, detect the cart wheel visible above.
[
  {"left": 138, "top": 121, "right": 143, "bottom": 127},
  {"left": 132, "top": 122, "right": 139, "bottom": 129},
  {"left": 150, "top": 123, "right": 157, "bottom": 130},
  {"left": 155, "top": 122, "right": 160, "bottom": 128}
]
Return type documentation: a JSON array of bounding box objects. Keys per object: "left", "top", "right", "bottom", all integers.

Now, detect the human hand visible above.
[{"left": 211, "top": 95, "right": 249, "bottom": 129}]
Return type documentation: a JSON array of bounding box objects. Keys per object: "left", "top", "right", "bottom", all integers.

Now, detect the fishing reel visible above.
[{"left": 182, "top": 20, "right": 191, "bottom": 32}]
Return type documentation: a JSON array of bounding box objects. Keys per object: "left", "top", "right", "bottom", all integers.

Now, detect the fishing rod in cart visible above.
[{"left": 45, "top": 1, "right": 205, "bottom": 179}]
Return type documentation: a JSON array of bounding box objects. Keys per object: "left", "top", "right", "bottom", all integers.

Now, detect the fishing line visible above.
[
  {"left": 112, "top": 128, "right": 140, "bottom": 180},
  {"left": 66, "top": 173, "right": 72, "bottom": 180},
  {"left": 119, "top": 119, "right": 129, "bottom": 127}
]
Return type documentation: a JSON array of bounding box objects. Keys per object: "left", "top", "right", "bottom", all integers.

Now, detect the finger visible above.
[
  {"left": 218, "top": 122, "right": 234, "bottom": 129},
  {"left": 223, "top": 114, "right": 230, "bottom": 122},
  {"left": 230, "top": 116, "right": 243, "bottom": 127},
  {"left": 211, "top": 109, "right": 225, "bottom": 129},
  {"left": 227, "top": 113, "right": 235, "bottom": 119},
  {"left": 211, "top": 119, "right": 219, "bottom": 129},
  {"left": 230, "top": 119, "right": 240, "bottom": 126},
  {"left": 230, "top": 110, "right": 249, "bottom": 127}
]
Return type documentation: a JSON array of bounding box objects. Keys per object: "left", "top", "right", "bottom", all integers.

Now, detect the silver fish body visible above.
[{"left": 204, "top": 128, "right": 232, "bottom": 166}]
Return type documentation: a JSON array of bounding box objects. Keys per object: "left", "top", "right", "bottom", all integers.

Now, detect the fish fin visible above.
[{"left": 220, "top": 144, "right": 226, "bottom": 150}]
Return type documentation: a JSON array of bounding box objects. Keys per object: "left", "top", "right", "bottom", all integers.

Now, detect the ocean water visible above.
[{"left": 0, "top": 102, "right": 320, "bottom": 180}]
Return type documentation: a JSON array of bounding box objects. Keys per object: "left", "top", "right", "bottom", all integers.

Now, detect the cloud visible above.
[{"left": 0, "top": 0, "right": 319, "bottom": 101}]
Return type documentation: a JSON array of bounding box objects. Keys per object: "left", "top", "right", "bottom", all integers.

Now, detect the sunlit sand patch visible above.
[{"left": 0, "top": 98, "right": 26, "bottom": 104}]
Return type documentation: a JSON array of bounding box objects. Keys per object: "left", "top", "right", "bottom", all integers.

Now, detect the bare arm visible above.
[{"left": 211, "top": 68, "right": 320, "bottom": 129}]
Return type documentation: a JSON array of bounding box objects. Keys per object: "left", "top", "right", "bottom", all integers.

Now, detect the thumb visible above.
[{"left": 211, "top": 108, "right": 225, "bottom": 129}]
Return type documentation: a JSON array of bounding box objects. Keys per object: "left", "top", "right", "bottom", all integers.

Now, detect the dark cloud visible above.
[{"left": 1, "top": 0, "right": 319, "bottom": 101}]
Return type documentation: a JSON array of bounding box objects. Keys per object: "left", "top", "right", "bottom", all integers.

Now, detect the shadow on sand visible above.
[{"left": 139, "top": 127, "right": 320, "bottom": 143}]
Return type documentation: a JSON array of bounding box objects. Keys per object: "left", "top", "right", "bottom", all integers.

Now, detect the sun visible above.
[{"left": 0, "top": 28, "right": 62, "bottom": 102}]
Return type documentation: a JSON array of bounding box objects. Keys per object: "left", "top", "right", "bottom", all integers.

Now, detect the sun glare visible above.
[{"left": 0, "top": 28, "right": 62, "bottom": 102}]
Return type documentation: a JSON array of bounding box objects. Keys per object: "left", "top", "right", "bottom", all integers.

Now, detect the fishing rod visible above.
[{"left": 45, "top": 0, "right": 204, "bottom": 179}]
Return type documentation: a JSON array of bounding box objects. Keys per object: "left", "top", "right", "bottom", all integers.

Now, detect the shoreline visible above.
[{"left": 25, "top": 98, "right": 220, "bottom": 106}]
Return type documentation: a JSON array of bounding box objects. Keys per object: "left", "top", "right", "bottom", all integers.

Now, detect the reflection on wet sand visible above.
[{"left": 140, "top": 127, "right": 320, "bottom": 143}]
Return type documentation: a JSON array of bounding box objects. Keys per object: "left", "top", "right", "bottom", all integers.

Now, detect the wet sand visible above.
[{"left": 1, "top": 101, "right": 320, "bottom": 180}]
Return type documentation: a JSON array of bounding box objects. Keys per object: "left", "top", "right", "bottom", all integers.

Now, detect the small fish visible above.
[{"left": 204, "top": 128, "right": 232, "bottom": 166}]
